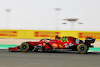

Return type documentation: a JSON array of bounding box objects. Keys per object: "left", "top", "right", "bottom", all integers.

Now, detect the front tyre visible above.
[
  {"left": 77, "top": 44, "right": 88, "bottom": 54},
  {"left": 20, "top": 42, "right": 29, "bottom": 52}
]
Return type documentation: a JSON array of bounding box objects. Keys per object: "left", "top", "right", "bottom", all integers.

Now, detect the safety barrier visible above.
[{"left": 0, "top": 29, "right": 100, "bottom": 40}]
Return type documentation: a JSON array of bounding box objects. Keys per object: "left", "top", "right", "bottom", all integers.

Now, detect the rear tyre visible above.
[
  {"left": 77, "top": 44, "right": 88, "bottom": 54},
  {"left": 20, "top": 42, "right": 29, "bottom": 52}
]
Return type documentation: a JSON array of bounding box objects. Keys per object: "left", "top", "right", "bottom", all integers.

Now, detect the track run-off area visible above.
[{"left": 0, "top": 49, "right": 100, "bottom": 67}]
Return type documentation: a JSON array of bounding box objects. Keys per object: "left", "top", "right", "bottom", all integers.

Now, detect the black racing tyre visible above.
[
  {"left": 20, "top": 42, "right": 29, "bottom": 52},
  {"left": 77, "top": 44, "right": 88, "bottom": 54}
]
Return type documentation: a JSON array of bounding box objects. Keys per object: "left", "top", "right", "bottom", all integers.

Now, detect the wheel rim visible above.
[
  {"left": 78, "top": 44, "right": 87, "bottom": 54},
  {"left": 20, "top": 43, "right": 29, "bottom": 52},
  {"left": 79, "top": 45, "right": 86, "bottom": 52}
]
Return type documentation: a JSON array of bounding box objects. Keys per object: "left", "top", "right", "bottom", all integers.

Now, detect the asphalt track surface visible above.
[{"left": 0, "top": 50, "right": 100, "bottom": 67}]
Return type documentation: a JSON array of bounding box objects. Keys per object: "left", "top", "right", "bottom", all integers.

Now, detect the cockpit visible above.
[{"left": 40, "top": 38, "right": 51, "bottom": 42}]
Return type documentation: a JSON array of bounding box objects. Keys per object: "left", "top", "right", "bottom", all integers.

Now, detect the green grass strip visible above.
[
  {"left": 0, "top": 44, "right": 18, "bottom": 48},
  {"left": 88, "top": 47, "right": 100, "bottom": 51}
]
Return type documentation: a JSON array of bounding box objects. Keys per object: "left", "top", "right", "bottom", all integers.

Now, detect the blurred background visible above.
[{"left": 0, "top": 0, "right": 100, "bottom": 31}]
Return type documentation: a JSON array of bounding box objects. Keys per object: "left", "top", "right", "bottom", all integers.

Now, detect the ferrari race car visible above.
[{"left": 9, "top": 35, "right": 95, "bottom": 54}]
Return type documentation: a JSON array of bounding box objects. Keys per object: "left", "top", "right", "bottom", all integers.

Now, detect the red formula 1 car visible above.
[{"left": 9, "top": 35, "right": 95, "bottom": 54}]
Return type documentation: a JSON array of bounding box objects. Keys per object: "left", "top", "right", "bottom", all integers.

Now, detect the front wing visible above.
[{"left": 9, "top": 46, "right": 20, "bottom": 51}]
